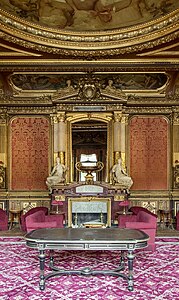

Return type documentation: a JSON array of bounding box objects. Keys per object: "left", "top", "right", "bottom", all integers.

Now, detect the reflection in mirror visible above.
[{"left": 80, "top": 154, "right": 97, "bottom": 182}]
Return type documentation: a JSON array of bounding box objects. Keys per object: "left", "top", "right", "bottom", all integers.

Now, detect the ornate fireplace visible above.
[{"left": 68, "top": 196, "right": 111, "bottom": 227}]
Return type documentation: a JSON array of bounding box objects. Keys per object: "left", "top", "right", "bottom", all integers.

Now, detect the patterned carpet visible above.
[{"left": 0, "top": 236, "right": 179, "bottom": 300}]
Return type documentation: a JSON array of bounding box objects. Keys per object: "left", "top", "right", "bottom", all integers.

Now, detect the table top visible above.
[{"left": 25, "top": 228, "right": 149, "bottom": 249}]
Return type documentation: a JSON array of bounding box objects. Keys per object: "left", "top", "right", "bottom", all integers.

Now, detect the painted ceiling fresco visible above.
[{"left": 0, "top": 0, "right": 178, "bottom": 31}]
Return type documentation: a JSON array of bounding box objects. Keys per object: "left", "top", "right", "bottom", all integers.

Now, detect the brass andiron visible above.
[
  {"left": 74, "top": 213, "right": 78, "bottom": 227},
  {"left": 100, "top": 211, "right": 104, "bottom": 223}
]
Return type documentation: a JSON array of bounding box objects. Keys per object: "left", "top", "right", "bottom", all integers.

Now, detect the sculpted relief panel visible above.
[{"left": 0, "top": 0, "right": 178, "bottom": 31}]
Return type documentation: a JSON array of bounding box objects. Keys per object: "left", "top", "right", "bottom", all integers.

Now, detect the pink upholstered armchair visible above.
[
  {"left": 0, "top": 208, "right": 8, "bottom": 231},
  {"left": 20, "top": 206, "right": 49, "bottom": 232},
  {"left": 26, "top": 210, "right": 64, "bottom": 233},
  {"left": 176, "top": 211, "right": 179, "bottom": 231},
  {"left": 118, "top": 208, "right": 157, "bottom": 251}
]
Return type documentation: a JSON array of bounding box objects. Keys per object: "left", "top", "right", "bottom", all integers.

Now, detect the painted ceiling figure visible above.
[
  {"left": 1, "top": 0, "right": 177, "bottom": 30},
  {"left": 38, "top": 0, "right": 74, "bottom": 28}
]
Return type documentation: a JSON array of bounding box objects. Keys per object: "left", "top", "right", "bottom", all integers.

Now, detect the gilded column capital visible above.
[
  {"left": 57, "top": 112, "right": 66, "bottom": 123},
  {"left": 0, "top": 113, "right": 7, "bottom": 124},
  {"left": 113, "top": 112, "right": 122, "bottom": 123},
  {"left": 50, "top": 115, "right": 58, "bottom": 125},
  {"left": 121, "top": 114, "right": 129, "bottom": 125},
  {"left": 173, "top": 112, "right": 179, "bottom": 125}
]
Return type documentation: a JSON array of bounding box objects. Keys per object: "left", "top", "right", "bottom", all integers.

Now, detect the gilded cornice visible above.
[
  {"left": 0, "top": 59, "right": 178, "bottom": 73},
  {"left": 126, "top": 106, "right": 172, "bottom": 114},
  {"left": 127, "top": 94, "right": 179, "bottom": 105},
  {"left": 5, "top": 106, "right": 54, "bottom": 115},
  {"left": 0, "top": 8, "right": 178, "bottom": 57},
  {"left": 0, "top": 102, "right": 177, "bottom": 115},
  {"left": 0, "top": 97, "right": 52, "bottom": 106}
]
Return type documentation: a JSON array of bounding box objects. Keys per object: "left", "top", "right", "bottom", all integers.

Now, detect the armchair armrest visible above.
[{"left": 118, "top": 215, "right": 137, "bottom": 227}]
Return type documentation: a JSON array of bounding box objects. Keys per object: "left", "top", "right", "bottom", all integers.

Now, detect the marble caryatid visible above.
[
  {"left": 46, "top": 157, "right": 66, "bottom": 192},
  {"left": 112, "top": 158, "right": 133, "bottom": 191}
]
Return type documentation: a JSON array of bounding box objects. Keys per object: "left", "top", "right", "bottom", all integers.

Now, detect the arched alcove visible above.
[
  {"left": 65, "top": 113, "right": 113, "bottom": 183},
  {"left": 72, "top": 120, "right": 107, "bottom": 182}
]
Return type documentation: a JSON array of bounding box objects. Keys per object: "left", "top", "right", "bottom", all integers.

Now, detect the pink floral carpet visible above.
[{"left": 0, "top": 237, "right": 179, "bottom": 300}]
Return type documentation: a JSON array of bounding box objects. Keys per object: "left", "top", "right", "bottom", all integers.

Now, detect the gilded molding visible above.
[
  {"left": 0, "top": 8, "right": 178, "bottom": 42},
  {"left": 0, "top": 60, "right": 178, "bottom": 73},
  {"left": 57, "top": 112, "right": 66, "bottom": 123},
  {"left": 126, "top": 107, "right": 172, "bottom": 114},
  {"left": 4, "top": 106, "right": 53, "bottom": 115},
  {"left": 0, "top": 113, "right": 7, "bottom": 124},
  {"left": 1, "top": 31, "right": 178, "bottom": 58},
  {"left": 121, "top": 115, "right": 129, "bottom": 125},
  {"left": 50, "top": 115, "right": 58, "bottom": 124},
  {"left": 173, "top": 113, "right": 179, "bottom": 125},
  {"left": 0, "top": 8, "right": 178, "bottom": 57},
  {"left": 113, "top": 112, "right": 122, "bottom": 122},
  {"left": 127, "top": 94, "right": 179, "bottom": 105}
]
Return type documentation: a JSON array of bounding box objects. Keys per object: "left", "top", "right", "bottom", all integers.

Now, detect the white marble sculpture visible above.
[
  {"left": 112, "top": 158, "right": 133, "bottom": 190},
  {"left": 46, "top": 157, "right": 66, "bottom": 192}
]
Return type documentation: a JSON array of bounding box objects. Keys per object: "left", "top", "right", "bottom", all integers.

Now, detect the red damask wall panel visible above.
[
  {"left": 10, "top": 117, "right": 49, "bottom": 190},
  {"left": 130, "top": 117, "right": 168, "bottom": 190}
]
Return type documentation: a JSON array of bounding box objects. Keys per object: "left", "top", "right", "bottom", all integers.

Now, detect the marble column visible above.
[
  {"left": 51, "top": 115, "right": 59, "bottom": 164},
  {"left": 113, "top": 112, "right": 122, "bottom": 163},
  {"left": 120, "top": 115, "right": 128, "bottom": 169},
  {"left": 57, "top": 113, "right": 66, "bottom": 165}
]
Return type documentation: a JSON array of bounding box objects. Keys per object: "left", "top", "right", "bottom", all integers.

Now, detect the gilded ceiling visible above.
[
  {"left": 0, "top": 0, "right": 178, "bottom": 31},
  {"left": 0, "top": 1, "right": 178, "bottom": 107}
]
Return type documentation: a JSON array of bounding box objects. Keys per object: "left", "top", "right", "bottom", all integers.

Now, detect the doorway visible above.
[{"left": 72, "top": 120, "right": 107, "bottom": 182}]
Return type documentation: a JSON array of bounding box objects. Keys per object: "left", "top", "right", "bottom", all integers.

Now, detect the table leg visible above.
[
  {"left": 49, "top": 250, "right": 54, "bottom": 268},
  {"left": 127, "top": 250, "right": 134, "bottom": 291},
  {"left": 120, "top": 250, "right": 125, "bottom": 268},
  {"left": 39, "top": 250, "right": 46, "bottom": 291}
]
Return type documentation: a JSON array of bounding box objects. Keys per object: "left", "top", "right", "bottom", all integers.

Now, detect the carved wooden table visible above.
[{"left": 25, "top": 228, "right": 149, "bottom": 291}]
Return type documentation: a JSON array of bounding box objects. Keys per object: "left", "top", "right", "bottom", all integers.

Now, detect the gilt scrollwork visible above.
[{"left": 0, "top": 5, "right": 178, "bottom": 58}]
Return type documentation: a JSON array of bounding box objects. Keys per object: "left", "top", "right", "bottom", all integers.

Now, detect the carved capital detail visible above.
[
  {"left": 57, "top": 113, "right": 66, "bottom": 123},
  {"left": 114, "top": 112, "right": 122, "bottom": 122},
  {"left": 173, "top": 113, "right": 179, "bottom": 125}
]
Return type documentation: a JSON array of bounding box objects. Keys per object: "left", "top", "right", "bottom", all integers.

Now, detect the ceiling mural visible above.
[
  {"left": 10, "top": 73, "right": 168, "bottom": 91},
  {"left": 0, "top": 0, "right": 178, "bottom": 31}
]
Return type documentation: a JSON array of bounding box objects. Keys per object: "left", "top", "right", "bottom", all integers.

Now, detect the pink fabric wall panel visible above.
[
  {"left": 130, "top": 116, "right": 168, "bottom": 190},
  {"left": 10, "top": 117, "right": 49, "bottom": 190}
]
